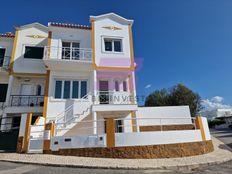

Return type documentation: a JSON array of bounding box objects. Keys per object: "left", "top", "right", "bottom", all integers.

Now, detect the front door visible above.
[
  {"left": 20, "top": 84, "right": 33, "bottom": 106},
  {"left": 99, "top": 81, "right": 109, "bottom": 104}
]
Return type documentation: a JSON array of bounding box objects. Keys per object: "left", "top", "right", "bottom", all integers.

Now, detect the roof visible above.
[
  {"left": 90, "top": 13, "right": 133, "bottom": 25},
  {"left": 18, "top": 22, "right": 48, "bottom": 31},
  {"left": 0, "top": 32, "right": 15, "bottom": 38},
  {"left": 48, "top": 22, "right": 91, "bottom": 30}
]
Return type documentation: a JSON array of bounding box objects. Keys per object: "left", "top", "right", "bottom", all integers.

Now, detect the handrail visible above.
[
  {"left": 53, "top": 92, "right": 91, "bottom": 122},
  {"left": 44, "top": 46, "right": 92, "bottom": 60}
]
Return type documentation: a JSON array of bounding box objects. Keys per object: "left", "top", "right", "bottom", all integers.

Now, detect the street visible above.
[{"left": 0, "top": 127, "right": 231, "bottom": 174}]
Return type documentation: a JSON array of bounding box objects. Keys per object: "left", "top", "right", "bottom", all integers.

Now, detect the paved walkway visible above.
[{"left": 0, "top": 137, "right": 232, "bottom": 170}]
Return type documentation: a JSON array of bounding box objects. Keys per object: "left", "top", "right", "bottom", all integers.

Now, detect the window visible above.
[
  {"left": 123, "top": 81, "right": 127, "bottom": 92},
  {"left": 72, "top": 81, "right": 79, "bottom": 98},
  {"left": 54, "top": 80, "right": 87, "bottom": 99},
  {"left": 115, "top": 120, "right": 123, "bottom": 133},
  {"left": 55, "top": 81, "right": 62, "bottom": 99},
  {"left": 115, "top": 81, "right": 119, "bottom": 92},
  {"left": 63, "top": 81, "right": 71, "bottom": 99},
  {"left": 24, "top": 46, "right": 44, "bottom": 59},
  {"left": 81, "top": 81, "right": 87, "bottom": 98},
  {"left": 0, "top": 84, "right": 8, "bottom": 102},
  {"left": 104, "top": 39, "right": 122, "bottom": 52},
  {"left": 62, "top": 41, "right": 80, "bottom": 60},
  {"left": 0, "top": 48, "right": 6, "bottom": 66}
]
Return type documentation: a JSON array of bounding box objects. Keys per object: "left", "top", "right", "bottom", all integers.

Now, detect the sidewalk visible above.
[{"left": 0, "top": 137, "right": 231, "bottom": 170}]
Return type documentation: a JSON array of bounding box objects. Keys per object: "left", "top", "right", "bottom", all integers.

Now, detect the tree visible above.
[{"left": 144, "top": 84, "right": 202, "bottom": 117}]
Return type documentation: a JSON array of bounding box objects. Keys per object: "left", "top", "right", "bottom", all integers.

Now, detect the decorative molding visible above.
[
  {"left": 102, "top": 26, "right": 122, "bottom": 31},
  {"left": 26, "top": 35, "right": 47, "bottom": 39}
]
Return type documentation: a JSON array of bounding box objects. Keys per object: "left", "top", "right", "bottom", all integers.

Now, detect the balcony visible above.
[
  {"left": 0, "top": 56, "right": 10, "bottom": 70},
  {"left": 10, "top": 95, "right": 44, "bottom": 107},
  {"left": 43, "top": 46, "right": 92, "bottom": 71},
  {"left": 44, "top": 46, "right": 92, "bottom": 61}
]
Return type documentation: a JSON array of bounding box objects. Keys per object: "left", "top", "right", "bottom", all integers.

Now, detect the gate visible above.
[
  {"left": 0, "top": 116, "right": 19, "bottom": 152},
  {"left": 28, "top": 124, "right": 45, "bottom": 153}
]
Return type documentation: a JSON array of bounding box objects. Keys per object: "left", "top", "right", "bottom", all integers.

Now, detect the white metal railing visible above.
[
  {"left": 44, "top": 46, "right": 92, "bottom": 61},
  {"left": 114, "top": 117, "right": 196, "bottom": 132},
  {"left": 96, "top": 91, "right": 132, "bottom": 104}
]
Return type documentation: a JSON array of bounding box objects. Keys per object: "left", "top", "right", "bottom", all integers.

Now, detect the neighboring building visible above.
[
  {"left": 201, "top": 108, "right": 232, "bottom": 125},
  {"left": 0, "top": 13, "right": 212, "bottom": 157}
]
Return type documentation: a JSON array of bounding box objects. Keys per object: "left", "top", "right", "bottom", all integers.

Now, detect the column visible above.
[
  {"left": 92, "top": 111, "right": 97, "bottom": 135},
  {"left": 93, "top": 70, "right": 97, "bottom": 104},
  {"left": 131, "top": 71, "right": 137, "bottom": 104}
]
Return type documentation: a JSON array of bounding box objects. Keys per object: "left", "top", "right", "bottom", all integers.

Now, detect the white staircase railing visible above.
[{"left": 53, "top": 93, "right": 92, "bottom": 135}]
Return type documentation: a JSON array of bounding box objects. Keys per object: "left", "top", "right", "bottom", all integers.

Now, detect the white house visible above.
[{"left": 0, "top": 13, "right": 212, "bottom": 158}]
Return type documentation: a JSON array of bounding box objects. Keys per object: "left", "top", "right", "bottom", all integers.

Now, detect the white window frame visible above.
[
  {"left": 61, "top": 41, "right": 80, "bottom": 60},
  {"left": 101, "top": 36, "right": 123, "bottom": 54},
  {"left": 54, "top": 79, "right": 88, "bottom": 100}
]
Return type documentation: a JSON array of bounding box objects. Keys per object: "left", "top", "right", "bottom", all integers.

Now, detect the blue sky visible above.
[{"left": 1, "top": 0, "right": 232, "bottom": 108}]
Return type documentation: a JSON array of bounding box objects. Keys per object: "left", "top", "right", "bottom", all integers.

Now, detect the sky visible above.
[{"left": 1, "top": 0, "right": 232, "bottom": 110}]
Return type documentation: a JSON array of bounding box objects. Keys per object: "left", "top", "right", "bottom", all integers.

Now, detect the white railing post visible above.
[{"left": 92, "top": 111, "right": 97, "bottom": 135}]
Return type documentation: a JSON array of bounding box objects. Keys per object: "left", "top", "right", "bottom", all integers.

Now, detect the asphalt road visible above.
[
  {"left": 0, "top": 160, "right": 232, "bottom": 174},
  {"left": 0, "top": 127, "right": 231, "bottom": 174},
  {"left": 210, "top": 125, "right": 232, "bottom": 148}
]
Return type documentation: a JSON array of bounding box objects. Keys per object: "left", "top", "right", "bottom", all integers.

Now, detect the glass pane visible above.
[
  {"left": 115, "top": 81, "right": 119, "bottom": 91},
  {"left": 55, "top": 81, "right": 62, "bottom": 99},
  {"left": 114, "top": 40, "right": 122, "bottom": 52},
  {"left": 24, "top": 46, "right": 44, "bottom": 59},
  {"left": 63, "top": 81, "right": 70, "bottom": 99},
  {"left": 72, "top": 81, "right": 79, "bottom": 98},
  {"left": 123, "top": 81, "right": 127, "bottom": 91},
  {"left": 72, "top": 42, "right": 80, "bottom": 60},
  {"left": 62, "top": 42, "right": 71, "bottom": 59},
  {"left": 104, "top": 40, "right": 112, "bottom": 51},
  {"left": 80, "top": 81, "right": 87, "bottom": 98}
]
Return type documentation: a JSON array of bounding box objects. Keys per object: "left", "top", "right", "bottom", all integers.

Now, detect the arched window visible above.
[{"left": 36, "top": 85, "right": 42, "bottom": 96}]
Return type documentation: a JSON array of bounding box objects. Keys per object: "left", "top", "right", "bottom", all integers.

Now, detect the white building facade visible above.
[{"left": 0, "top": 13, "right": 212, "bottom": 156}]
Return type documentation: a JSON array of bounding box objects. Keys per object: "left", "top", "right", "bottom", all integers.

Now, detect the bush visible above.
[{"left": 208, "top": 119, "right": 225, "bottom": 128}]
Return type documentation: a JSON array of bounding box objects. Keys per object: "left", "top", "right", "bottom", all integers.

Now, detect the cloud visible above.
[
  {"left": 145, "top": 84, "right": 152, "bottom": 89},
  {"left": 201, "top": 96, "right": 232, "bottom": 112}
]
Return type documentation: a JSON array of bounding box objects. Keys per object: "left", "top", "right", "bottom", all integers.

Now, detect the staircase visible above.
[{"left": 54, "top": 93, "right": 92, "bottom": 136}]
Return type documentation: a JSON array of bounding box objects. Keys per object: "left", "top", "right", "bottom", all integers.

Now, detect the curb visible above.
[{"left": 0, "top": 157, "right": 232, "bottom": 170}]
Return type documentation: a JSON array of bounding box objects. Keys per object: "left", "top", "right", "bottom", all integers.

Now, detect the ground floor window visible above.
[{"left": 54, "top": 79, "right": 87, "bottom": 99}]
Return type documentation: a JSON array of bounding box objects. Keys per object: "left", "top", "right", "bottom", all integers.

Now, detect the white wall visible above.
[
  {"left": 46, "top": 70, "right": 93, "bottom": 119},
  {"left": 49, "top": 27, "right": 91, "bottom": 59},
  {"left": 137, "top": 106, "right": 192, "bottom": 126},
  {"left": 94, "top": 18, "right": 131, "bottom": 67},
  {"left": 13, "top": 25, "right": 47, "bottom": 74},
  {"left": 115, "top": 130, "right": 202, "bottom": 147},
  {"left": 51, "top": 134, "right": 106, "bottom": 151}
]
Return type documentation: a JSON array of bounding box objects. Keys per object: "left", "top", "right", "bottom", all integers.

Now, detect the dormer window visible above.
[{"left": 104, "top": 38, "right": 122, "bottom": 53}]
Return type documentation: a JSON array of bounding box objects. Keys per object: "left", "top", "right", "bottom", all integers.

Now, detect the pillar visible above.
[
  {"left": 93, "top": 70, "right": 97, "bottom": 104},
  {"left": 43, "top": 121, "right": 56, "bottom": 154},
  {"left": 195, "top": 116, "right": 206, "bottom": 141},
  {"left": 92, "top": 111, "right": 97, "bottom": 135},
  {"left": 16, "top": 113, "right": 32, "bottom": 153},
  {"left": 106, "top": 118, "right": 115, "bottom": 147}
]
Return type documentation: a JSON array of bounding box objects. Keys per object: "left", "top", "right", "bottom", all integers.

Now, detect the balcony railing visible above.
[
  {"left": 10, "top": 95, "right": 44, "bottom": 107},
  {"left": 44, "top": 46, "right": 92, "bottom": 61},
  {"left": 96, "top": 91, "right": 132, "bottom": 104},
  {"left": 0, "top": 56, "right": 10, "bottom": 69}
]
